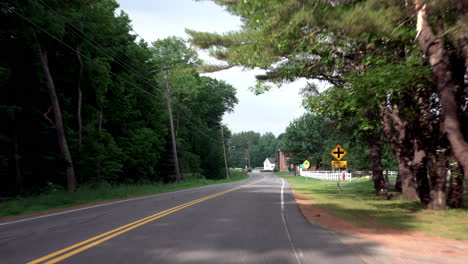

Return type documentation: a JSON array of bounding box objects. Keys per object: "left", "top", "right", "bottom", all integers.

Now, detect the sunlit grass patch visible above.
[
  {"left": 285, "top": 176, "right": 468, "bottom": 240},
  {"left": 273, "top": 171, "right": 295, "bottom": 176}
]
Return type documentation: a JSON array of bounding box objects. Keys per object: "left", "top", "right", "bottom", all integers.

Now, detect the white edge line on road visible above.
[
  {"left": 0, "top": 174, "right": 254, "bottom": 227},
  {"left": 280, "top": 177, "right": 302, "bottom": 264}
]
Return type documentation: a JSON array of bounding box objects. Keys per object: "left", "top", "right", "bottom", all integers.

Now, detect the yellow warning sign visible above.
[
  {"left": 303, "top": 160, "right": 310, "bottom": 169},
  {"left": 331, "top": 160, "right": 348, "bottom": 168},
  {"left": 331, "top": 144, "right": 347, "bottom": 161}
]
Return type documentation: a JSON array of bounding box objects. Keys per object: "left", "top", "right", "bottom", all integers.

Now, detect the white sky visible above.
[{"left": 116, "top": 0, "right": 311, "bottom": 136}]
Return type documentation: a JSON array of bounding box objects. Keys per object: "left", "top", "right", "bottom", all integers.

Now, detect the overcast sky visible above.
[{"left": 117, "top": 0, "right": 311, "bottom": 136}]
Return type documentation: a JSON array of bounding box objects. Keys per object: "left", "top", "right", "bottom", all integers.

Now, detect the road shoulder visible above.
[
  {"left": 290, "top": 188, "right": 468, "bottom": 264},
  {"left": 0, "top": 174, "right": 252, "bottom": 224}
]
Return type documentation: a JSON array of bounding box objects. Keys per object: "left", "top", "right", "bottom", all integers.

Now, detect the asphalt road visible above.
[{"left": 0, "top": 173, "right": 365, "bottom": 264}]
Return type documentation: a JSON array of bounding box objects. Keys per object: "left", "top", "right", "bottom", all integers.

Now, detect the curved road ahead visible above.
[{"left": 0, "top": 173, "right": 364, "bottom": 264}]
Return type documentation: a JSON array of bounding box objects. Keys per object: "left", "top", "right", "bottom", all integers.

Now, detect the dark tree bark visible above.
[
  {"left": 384, "top": 170, "right": 390, "bottom": 187},
  {"left": 395, "top": 173, "right": 402, "bottom": 193},
  {"left": 38, "top": 43, "right": 77, "bottom": 192},
  {"left": 12, "top": 126, "right": 22, "bottom": 193},
  {"left": 411, "top": 139, "right": 430, "bottom": 205},
  {"left": 98, "top": 109, "right": 103, "bottom": 132},
  {"left": 381, "top": 103, "right": 418, "bottom": 200},
  {"left": 77, "top": 45, "right": 83, "bottom": 148},
  {"left": 455, "top": 0, "right": 468, "bottom": 74},
  {"left": 367, "top": 130, "right": 387, "bottom": 196},
  {"left": 447, "top": 159, "right": 464, "bottom": 208},
  {"left": 411, "top": 84, "right": 448, "bottom": 209},
  {"left": 415, "top": 1, "right": 468, "bottom": 183},
  {"left": 398, "top": 155, "right": 419, "bottom": 201},
  {"left": 427, "top": 150, "right": 448, "bottom": 210}
]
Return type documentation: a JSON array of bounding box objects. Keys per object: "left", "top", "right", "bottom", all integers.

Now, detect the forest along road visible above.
[{"left": 0, "top": 173, "right": 365, "bottom": 264}]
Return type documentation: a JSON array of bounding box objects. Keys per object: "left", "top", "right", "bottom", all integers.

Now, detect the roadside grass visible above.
[
  {"left": 284, "top": 176, "right": 468, "bottom": 240},
  {"left": 0, "top": 171, "right": 249, "bottom": 220},
  {"left": 273, "top": 171, "right": 295, "bottom": 176}
]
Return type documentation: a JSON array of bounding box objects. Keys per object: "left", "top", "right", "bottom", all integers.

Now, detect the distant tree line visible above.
[
  {"left": 229, "top": 131, "right": 279, "bottom": 168},
  {"left": 188, "top": 0, "right": 467, "bottom": 210},
  {"left": 0, "top": 0, "right": 237, "bottom": 197},
  {"left": 280, "top": 113, "right": 397, "bottom": 172}
]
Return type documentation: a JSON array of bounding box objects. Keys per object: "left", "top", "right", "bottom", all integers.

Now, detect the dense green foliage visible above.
[
  {"left": 280, "top": 113, "right": 397, "bottom": 171},
  {"left": 189, "top": 0, "right": 467, "bottom": 208},
  {"left": 229, "top": 131, "right": 279, "bottom": 168},
  {"left": 0, "top": 0, "right": 238, "bottom": 197}
]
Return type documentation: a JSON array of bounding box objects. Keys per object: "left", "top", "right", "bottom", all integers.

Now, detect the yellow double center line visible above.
[{"left": 28, "top": 177, "right": 265, "bottom": 264}]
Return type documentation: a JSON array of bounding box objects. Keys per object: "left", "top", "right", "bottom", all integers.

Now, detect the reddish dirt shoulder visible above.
[{"left": 292, "top": 189, "right": 468, "bottom": 264}]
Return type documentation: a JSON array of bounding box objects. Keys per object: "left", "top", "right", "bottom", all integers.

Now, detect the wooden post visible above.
[
  {"left": 247, "top": 147, "right": 251, "bottom": 168},
  {"left": 221, "top": 126, "right": 229, "bottom": 179},
  {"left": 163, "top": 67, "right": 181, "bottom": 183}
]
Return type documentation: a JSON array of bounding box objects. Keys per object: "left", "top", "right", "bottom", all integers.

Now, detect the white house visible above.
[{"left": 263, "top": 157, "right": 276, "bottom": 170}]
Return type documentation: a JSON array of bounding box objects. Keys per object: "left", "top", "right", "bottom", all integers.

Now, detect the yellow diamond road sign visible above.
[
  {"left": 331, "top": 144, "right": 347, "bottom": 161},
  {"left": 303, "top": 160, "right": 310, "bottom": 169}
]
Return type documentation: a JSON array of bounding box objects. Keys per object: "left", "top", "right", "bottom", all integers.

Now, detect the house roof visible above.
[{"left": 266, "top": 157, "right": 276, "bottom": 163}]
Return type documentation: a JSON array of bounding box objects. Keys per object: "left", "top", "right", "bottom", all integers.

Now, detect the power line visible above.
[
  {"left": 113, "top": 10, "right": 147, "bottom": 43},
  {"left": 221, "top": 126, "right": 229, "bottom": 179},
  {"left": 35, "top": 0, "right": 224, "bottom": 145},
  {"left": 2, "top": 1, "right": 225, "bottom": 145},
  {"left": 1, "top": 2, "right": 169, "bottom": 102},
  {"left": 162, "top": 67, "right": 181, "bottom": 183},
  {"left": 40, "top": 0, "right": 137, "bottom": 64},
  {"left": 36, "top": 0, "right": 161, "bottom": 93}
]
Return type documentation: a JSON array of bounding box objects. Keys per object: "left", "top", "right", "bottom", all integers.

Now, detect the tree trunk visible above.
[
  {"left": 9, "top": 110, "right": 23, "bottom": 194},
  {"left": 455, "top": 0, "right": 468, "bottom": 75},
  {"left": 38, "top": 44, "right": 77, "bottom": 192},
  {"left": 384, "top": 170, "right": 390, "bottom": 187},
  {"left": 427, "top": 151, "right": 448, "bottom": 210},
  {"left": 380, "top": 102, "right": 416, "bottom": 198},
  {"left": 411, "top": 139, "right": 430, "bottom": 205},
  {"left": 415, "top": 1, "right": 468, "bottom": 182},
  {"left": 367, "top": 132, "right": 387, "bottom": 196},
  {"left": 447, "top": 159, "right": 464, "bottom": 208},
  {"left": 13, "top": 129, "right": 22, "bottom": 194},
  {"left": 398, "top": 157, "right": 419, "bottom": 201},
  {"left": 77, "top": 45, "right": 83, "bottom": 148},
  {"left": 98, "top": 109, "right": 103, "bottom": 132},
  {"left": 395, "top": 172, "right": 402, "bottom": 192}
]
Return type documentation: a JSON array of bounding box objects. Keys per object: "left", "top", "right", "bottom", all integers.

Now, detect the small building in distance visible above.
[
  {"left": 278, "top": 151, "right": 290, "bottom": 171},
  {"left": 263, "top": 157, "right": 276, "bottom": 170},
  {"left": 277, "top": 151, "right": 317, "bottom": 172}
]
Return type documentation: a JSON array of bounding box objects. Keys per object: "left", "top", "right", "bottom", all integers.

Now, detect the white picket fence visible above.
[
  {"left": 354, "top": 170, "right": 397, "bottom": 175},
  {"left": 300, "top": 170, "right": 352, "bottom": 181}
]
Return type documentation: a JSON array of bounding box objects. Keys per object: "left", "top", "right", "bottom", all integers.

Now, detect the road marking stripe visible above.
[
  {"left": 27, "top": 183, "right": 254, "bottom": 264},
  {"left": 280, "top": 177, "right": 302, "bottom": 264},
  {"left": 0, "top": 175, "right": 254, "bottom": 227},
  {"left": 27, "top": 196, "right": 210, "bottom": 264},
  {"left": 29, "top": 191, "right": 232, "bottom": 264},
  {"left": 28, "top": 177, "right": 265, "bottom": 264},
  {"left": 44, "top": 195, "right": 223, "bottom": 264}
]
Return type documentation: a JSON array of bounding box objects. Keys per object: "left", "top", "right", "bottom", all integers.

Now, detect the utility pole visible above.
[
  {"left": 163, "top": 67, "right": 181, "bottom": 183},
  {"left": 247, "top": 147, "right": 251, "bottom": 168},
  {"left": 220, "top": 126, "right": 229, "bottom": 179}
]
